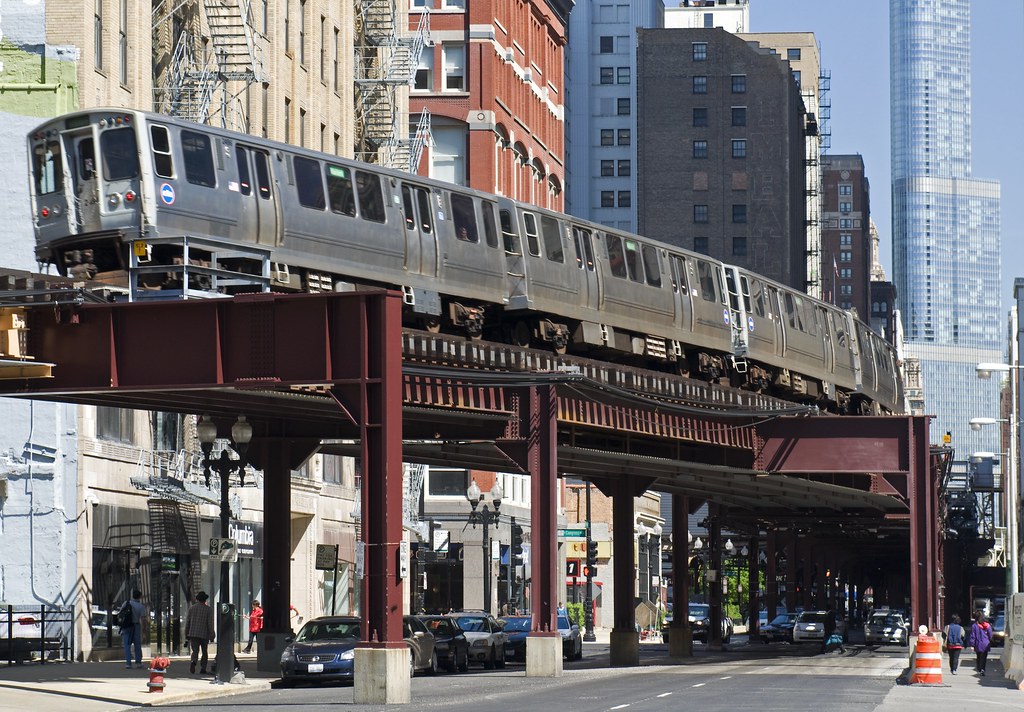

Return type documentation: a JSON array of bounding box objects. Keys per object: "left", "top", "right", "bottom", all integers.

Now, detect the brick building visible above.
[
  {"left": 821, "top": 154, "right": 872, "bottom": 318},
  {"left": 636, "top": 28, "right": 807, "bottom": 292},
  {"left": 409, "top": 0, "right": 571, "bottom": 210}
]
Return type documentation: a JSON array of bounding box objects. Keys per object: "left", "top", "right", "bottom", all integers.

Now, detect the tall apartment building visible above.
[
  {"left": 821, "top": 154, "right": 871, "bottom": 318},
  {"left": 891, "top": 0, "right": 1002, "bottom": 453},
  {"left": 663, "top": 0, "right": 749, "bottom": 33},
  {"left": 564, "top": 0, "right": 663, "bottom": 231},
  {"left": 410, "top": 0, "right": 571, "bottom": 210},
  {"left": 636, "top": 28, "right": 807, "bottom": 291}
]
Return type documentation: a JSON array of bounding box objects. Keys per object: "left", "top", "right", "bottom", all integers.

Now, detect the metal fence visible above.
[{"left": 1, "top": 606, "right": 73, "bottom": 665}]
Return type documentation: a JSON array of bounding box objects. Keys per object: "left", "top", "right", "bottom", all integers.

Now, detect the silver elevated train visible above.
[{"left": 28, "top": 109, "right": 902, "bottom": 414}]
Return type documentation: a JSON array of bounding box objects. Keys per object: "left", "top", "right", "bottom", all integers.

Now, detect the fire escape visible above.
[
  {"left": 354, "top": 0, "right": 431, "bottom": 171},
  {"left": 154, "top": 0, "right": 267, "bottom": 131}
]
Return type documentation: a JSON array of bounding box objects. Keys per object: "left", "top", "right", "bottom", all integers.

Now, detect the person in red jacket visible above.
[{"left": 243, "top": 600, "right": 263, "bottom": 654}]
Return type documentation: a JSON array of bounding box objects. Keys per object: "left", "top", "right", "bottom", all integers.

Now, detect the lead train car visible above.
[{"left": 28, "top": 109, "right": 902, "bottom": 414}]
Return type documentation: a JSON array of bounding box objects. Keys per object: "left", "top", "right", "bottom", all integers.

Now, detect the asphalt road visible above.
[{"left": 151, "top": 637, "right": 911, "bottom": 712}]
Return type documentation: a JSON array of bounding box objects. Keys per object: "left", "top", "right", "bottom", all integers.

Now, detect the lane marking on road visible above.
[
  {"left": 609, "top": 704, "right": 631, "bottom": 710},
  {"left": 720, "top": 676, "right": 732, "bottom": 680},
  {"left": 692, "top": 682, "right": 706, "bottom": 687},
  {"left": 657, "top": 692, "right": 673, "bottom": 698}
]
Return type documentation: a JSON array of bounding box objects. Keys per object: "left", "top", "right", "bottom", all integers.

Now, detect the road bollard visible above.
[{"left": 147, "top": 655, "right": 170, "bottom": 693}]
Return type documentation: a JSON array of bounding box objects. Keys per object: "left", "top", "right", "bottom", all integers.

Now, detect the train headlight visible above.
[{"left": 107, "top": 193, "right": 121, "bottom": 207}]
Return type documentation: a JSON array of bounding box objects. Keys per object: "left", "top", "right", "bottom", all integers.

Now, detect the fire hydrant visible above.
[{"left": 147, "top": 655, "right": 170, "bottom": 693}]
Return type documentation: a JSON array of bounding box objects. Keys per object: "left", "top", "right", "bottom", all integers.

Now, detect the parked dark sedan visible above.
[
  {"left": 689, "top": 603, "right": 733, "bottom": 644},
  {"left": 499, "top": 615, "right": 583, "bottom": 661},
  {"left": 417, "top": 614, "right": 470, "bottom": 672},
  {"left": 760, "top": 612, "right": 799, "bottom": 644},
  {"left": 992, "top": 613, "right": 1006, "bottom": 647},
  {"left": 279, "top": 616, "right": 361, "bottom": 686}
]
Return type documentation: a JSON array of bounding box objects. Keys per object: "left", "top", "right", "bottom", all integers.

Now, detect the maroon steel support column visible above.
[
  {"left": 611, "top": 476, "right": 639, "bottom": 666},
  {"left": 358, "top": 293, "right": 404, "bottom": 649},
  {"left": 708, "top": 506, "right": 723, "bottom": 650},
  {"left": 529, "top": 385, "right": 559, "bottom": 639},
  {"left": 785, "top": 534, "right": 798, "bottom": 612},
  {"left": 668, "top": 494, "right": 691, "bottom": 657},
  {"left": 256, "top": 440, "right": 293, "bottom": 672},
  {"left": 765, "top": 529, "right": 778, "bottom": 619},
  {"left": 908, "top": 416, "right": 937, "bottom": 631},
  {"left": 747, "top": 535, "right": 759, "bottom": 636},
  {"left": 800, "top": 539, "right": 813, "bottom": 610}
]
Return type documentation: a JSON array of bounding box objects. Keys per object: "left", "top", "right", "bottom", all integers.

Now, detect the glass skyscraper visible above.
[{"left": 890, "top": 0, "right": 1002, "bottom": 455}]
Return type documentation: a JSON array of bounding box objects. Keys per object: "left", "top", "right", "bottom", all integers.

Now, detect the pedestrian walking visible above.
[
  {"left": 967, "top": 610, "right": 993, "bottom": 675},
  {"left": 185, "top": 591, "right": 216, "bottom": 675},
  {"left": 290, "top": 604, "right": 303, "bottom": 634},
  {"left": 118, "top": 589, "right": 146, "bottom": 669},
  {"left": 820, "top": 610, "right": 846, "bottom": 654},
  {"left": 243, "top": 599, "right": 263, "bottom": 654},
  {"left": 942, "top": 613, "right": 965, "bottom": 675}
]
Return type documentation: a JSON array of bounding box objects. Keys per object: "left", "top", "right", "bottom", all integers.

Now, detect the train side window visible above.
[
  {"left": 581, "top": 229, "right": 595, "bottom": 270},
  {"left": 572, "top": 228, "right": 584, "bottom": 268},
  {"left": 670, "top": 255, "right": 687, "bottom": 294},
  {"left": 784, "top": 293, "right": 803, "bottom": 330},
  {"left": 415, "top": 188, "right": 433, "bottom": 233},
  {"left": 451, "top": 193, "right": 478, "bottom": 243},
  {"left": 33, "top": 140, "right": 63, "bottom": 195},
  {"left": 624, "top": 239, "right": 643, "bottom": 283},
  {"left": 327, "top": 164, "right": 356, "bottom": 216},
  {"left": 254, "top": 151, "right": 271, "bottom": 199},
  {"left": 294, "top": 156, "right": 326, "bottom": 209},
  {"left": 806, "top": 305, "right": 819, "bottom": 336},
  {"left": 101, "top": 128, "right": 139, "bottom": 181},
  {"left": 235, "top": 147, "right": 252, "bottom": 196},
  {"left": 541, "top": 215, "right": 563, "bottom": 262},
  {"left": 481, "top": 202, "right": 498, "bottom": 248},
  {"left": 642, "top": 245, "right": 661, "bottom": 287},
  {"left": 355, "top": 170, "right": 386, "bottom": 223},
  {"left": 749, "top": 278, "right": 765, "bottom": 317},
  {"left": 696, "top": 260, "right": 717, "bottom": 302},
  {"left": 181, "top": 130, "right": 216, "bottom": 187},
  {"left": 725, "top": 270, "right": 740, "bottom": 311},
  {"left": 606, "top": 235, "right": 627, "bottom": 278},
  {"left": 401, "top": 185, "right": 416, "bottom": 229},
  {"left": 500, "top": 209, "right": 518, "bottom": 252},
  {"left": 78, "top": 138, "right": 96, "bottom": 180},
  {"left": 522, "top": 212, "right": 541, "bottom": 257},
  {"left": 150, "top": 125, "right": 174, "bottom": 179}
]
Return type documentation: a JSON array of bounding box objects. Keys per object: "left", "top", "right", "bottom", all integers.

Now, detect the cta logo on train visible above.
[{"left": 28, "top": 109, "right": 902, "bottom": 415}]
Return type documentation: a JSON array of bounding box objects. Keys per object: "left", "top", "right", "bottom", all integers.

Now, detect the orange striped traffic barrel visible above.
[{"left": 911, "top": 635, "right": 943, "bottom": 684}]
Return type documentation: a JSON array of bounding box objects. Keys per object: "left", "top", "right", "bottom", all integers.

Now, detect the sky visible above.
[{"left": 750, "top": 0, "right": 1024, "bottom": 312}]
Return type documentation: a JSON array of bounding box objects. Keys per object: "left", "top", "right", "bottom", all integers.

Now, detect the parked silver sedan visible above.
[
  {"left": 863, "top": 610, "right": 908, "bottom": 646},
  {"left": 450, "top": 611, "right": 507, "bottom": 669}
]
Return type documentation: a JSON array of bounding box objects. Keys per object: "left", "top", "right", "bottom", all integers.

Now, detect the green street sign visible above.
[{"left": 559, "top": 528, "right": 587, "bottom": 538}]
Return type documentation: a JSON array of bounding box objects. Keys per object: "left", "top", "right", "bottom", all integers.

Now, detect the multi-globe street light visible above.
[{"left": 465, "top": 479, "right": 503, "bottom": 615}]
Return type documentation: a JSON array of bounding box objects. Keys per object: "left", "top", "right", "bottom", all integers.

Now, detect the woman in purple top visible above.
[{"left": 967, "top": 610, "right": 993, "bottom": 675}]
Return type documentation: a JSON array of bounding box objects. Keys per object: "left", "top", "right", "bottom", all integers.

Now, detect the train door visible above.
[
  {"left": 818, "top": 307, "right": 835, "bottom": 374},
  {"left": 669, "top": 254, "right": 694, "bottom": 332},
  {"left": 572, "top": 226, "right": 598, "bottom": 313},
  {"left": 766, "top": 285, "right": 786, "bottom": 352},
  {"left": 724, "top": 266, "right": 750, "bottom": 356},
  {"left": 235, "top": 144, "right": 278, "bottom": 246},
  {"left": 500, "top": 206, "right": 530, "bottom": 309},
  {"left": 70, "top": 129, "right": 101, "bottom": 233}
]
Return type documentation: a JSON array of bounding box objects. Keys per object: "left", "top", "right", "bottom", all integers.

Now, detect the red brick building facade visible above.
[{"left": 410, "top": 0, "right": 570, "bottom": 210}]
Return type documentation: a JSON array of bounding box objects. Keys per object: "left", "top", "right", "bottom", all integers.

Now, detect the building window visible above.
[
  {"left": 840, "top": 251, "right": 852, "bottom": 262},
  {"left": 443, "top": 43, "right": 465, "bottom": 91},
  {"left": 694, "top": 236, "right": 709, "bottom": 254},
  {"left": 600, "top": 129, "right": 614, "bottom": 146},
  {"left": 96, "top": 407, "right": 134, "bottom": 443},
  {"left": 839, "top": 184, "right": 853, "bottom": 196},
  {"left": 599, "top": 191, "right": 614, "bottom": 207},
  {"left": 840, "top": 268, "right": 852, "bottom": 278},
  {"left": 94, "top": 0, "right": 103, "bottom": 70},
  {"left": 600, "top": 67, "right": 613, "bottom": 84},
  {"left": 840, "top": 285, "right": 853, "bottom": 295},
  {"left": 118, "top": 0, "right": 128, "bottom": 84},
  {"left": 284, "top": 97, "right": 291, "bottom": 142},
  {"left": 617, "top": 160, "right": 630, "bottom": 176},
  {"left": 732, "top": 204, "right": 747, "bottom": 223},
  {"left": 787, "top": 48, "right": 801, "bottom": 61},
  {"left": 694, "top": 204, "right": 708, "bottom": 223},
  {"left": 427, "top": 468, "right": 468, "bottom": 497},
  {"left": 617, "top": 66, "right": 630, "bottom": 84},
  {"left": 320, "top": 15, "right": 326, "bottom": 80},
  {"left": 731, "top": 74, "right": 746, "bottom": 93},
  {"left": 693, "top": 76, "right": 707, "bottom": 94},
  {"left": 299, "top": 108, "right": 307, "bottom": 147},
  {"left": 692, "top": 140, "right": 708, "bottom": 159},
  {"left": 693, "top": 107, "right": 708, "bottom": 127},
  {"left": 732, "top": 139, "right": 747, "bottom": 158},
  {"left": 600, "top": 36, "right": 613, "bottom": 53},
  {"left": 617, "top": 98, "right": 630, "bottom": 115},
  {"left": 732, "top": 236, "right": 747, "bottom": 257},
  {"left": 692, "top": 42, "right": 707, "bottom": 61},
  {"left": 840, "top": 233, "right": 852, "bottom": 245},
  {"left": 792, "top": 70, "right": 801, "bottom": 87},
  {"left": 618, "top": 191, "right": 631, "bottom": 208},
  {"left": 601, "top": 160, "right": 614, "bottom": 176},
  {"left": 414, "top": 48, "right": 434, "bottom": 90},
  {"left": 333, "top": 27, "right": 340, "bottom": 91},
  {"left": 323, "top": 455, "right": 343, "bottom": 485},
  {"left": 617, "top": 129, "right": 631, "bottom": 145},
  {"left": 840, "top": 201, "right": 852, "bottom": 214},
  {"left": 840, "top": 218, "right": 853, "bottom": 229},
  {"left": 299, "top": 0, "right": 307, "bottom": 65},
  {"left": 731, "top": 107, "right": 746, "bottom": 127}
]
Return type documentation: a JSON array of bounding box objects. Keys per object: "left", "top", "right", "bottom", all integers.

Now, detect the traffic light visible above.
[
  {"left": 583, "top": 565, "right": 598, "bottom": 579},
  {"left": 587, "top": 540, "right": 599, "bottom": 566},
  {"left": 511, "top": 520, "right": 525, "bottom": 566}
]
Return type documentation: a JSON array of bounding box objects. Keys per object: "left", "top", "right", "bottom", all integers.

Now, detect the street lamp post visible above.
[
  {"left": 197, "top": 414, "right": 253, "bottom": 684},
  {"left": 583, "top": 482, "right": 596, "bottom": 642},
  {"left": 976, "top": 361, "right": 1020, "bottom": 597},
  {"left": 466, "top": 479, "right": 503, "bottom": 615}
]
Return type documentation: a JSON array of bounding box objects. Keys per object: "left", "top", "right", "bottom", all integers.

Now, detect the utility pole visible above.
[{"left": 584, "top": 482, "right": 596, "bottom": 642}]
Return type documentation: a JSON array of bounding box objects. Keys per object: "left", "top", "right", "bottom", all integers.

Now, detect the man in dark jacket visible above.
[
  {"left": 119, "top": 589, "right": 146, "bottom": 669},
  {"left": 185, "top": 591, "right": 216, "bottom": 675}
]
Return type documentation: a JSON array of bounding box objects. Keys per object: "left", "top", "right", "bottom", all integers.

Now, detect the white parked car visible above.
[
  {"left": 792, "top": 610, "right": 848, "bottom": 643},
  {"left": 450, "top": 611, "right": 507, "bottom": 669}
]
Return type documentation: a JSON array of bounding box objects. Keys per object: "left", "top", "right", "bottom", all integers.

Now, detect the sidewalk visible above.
[
  {"left": 0, "top": 653, "right": 275, "bottom": 711},
  {"left": 880, "top": 651, "right": 1021, "bottom": 712}
]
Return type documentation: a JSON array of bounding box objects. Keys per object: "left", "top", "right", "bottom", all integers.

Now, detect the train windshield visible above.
[
  {"left": 32, "top": 139, "right": 64, "bottom": 195},
  {"left": 100, "top": 128, "right": 139, "bottom": 180}
]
